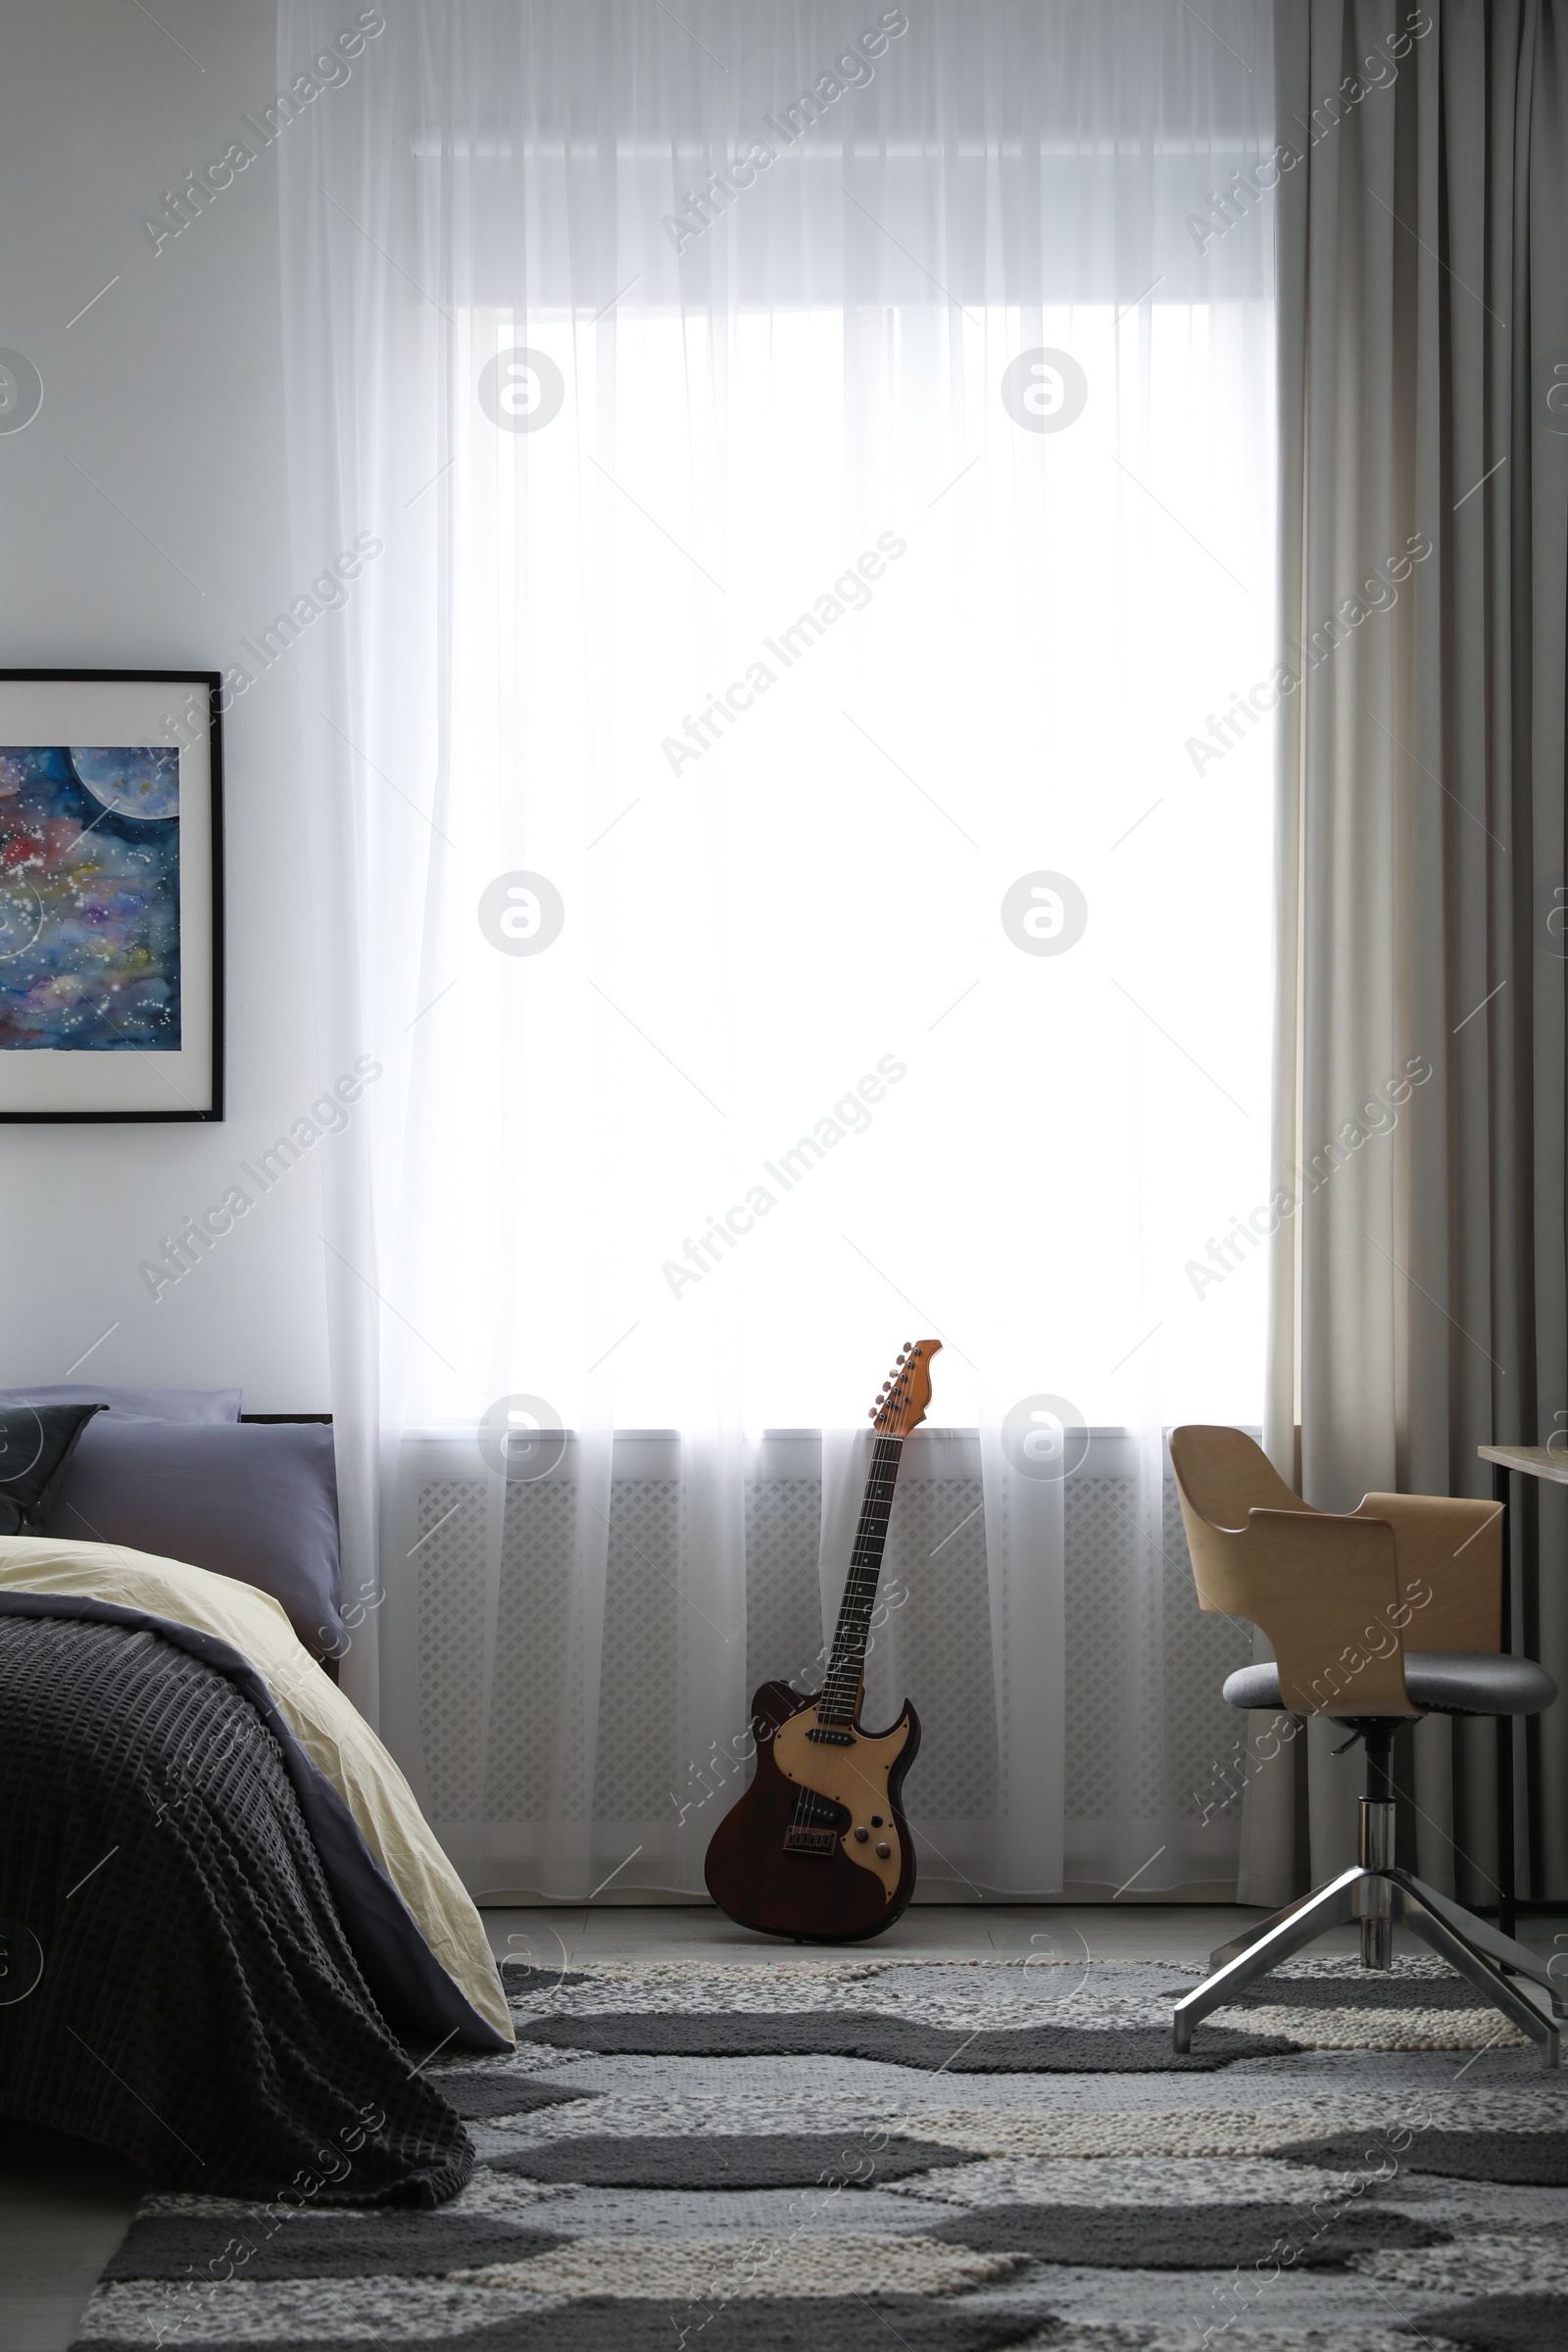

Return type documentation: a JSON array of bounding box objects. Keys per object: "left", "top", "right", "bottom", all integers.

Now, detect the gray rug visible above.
[
  {"left": 1277, "top": 2128, "right": 1568, "bottom": 2185},
  {"left": 72, "top": 1950, "right": 1568, "bottom": 2351},
  {"left": 518, "top": 2008, "right": 1297, "bottom": 2069}
]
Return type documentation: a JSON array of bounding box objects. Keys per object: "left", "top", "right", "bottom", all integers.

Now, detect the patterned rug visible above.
[{"left": 74, "top": 1949, "right": 1568, "bottom": 2349}]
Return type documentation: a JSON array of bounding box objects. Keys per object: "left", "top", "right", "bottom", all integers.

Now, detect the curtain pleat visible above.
[{"left": 1250, "top": 0, "right": 1568, "bottom": 1908}]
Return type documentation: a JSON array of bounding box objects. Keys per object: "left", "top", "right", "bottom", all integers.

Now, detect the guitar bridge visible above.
[{"left": 782, "top": 1827, "right": 839, "bottom": 1856}]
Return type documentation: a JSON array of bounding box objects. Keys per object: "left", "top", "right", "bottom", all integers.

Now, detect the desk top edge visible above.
[{"left": 1478, "top": 1444, "right": 1568, "bottom": 1485}]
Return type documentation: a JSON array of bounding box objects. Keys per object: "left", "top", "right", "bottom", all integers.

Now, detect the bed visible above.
[{"left": 0, "top": 1388, "right": 511, "bottom": 2208}]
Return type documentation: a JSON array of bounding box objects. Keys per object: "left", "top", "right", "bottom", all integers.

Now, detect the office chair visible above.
[{"left": 1168, "top": 1425, "right": 1563, "bottom": 2066}]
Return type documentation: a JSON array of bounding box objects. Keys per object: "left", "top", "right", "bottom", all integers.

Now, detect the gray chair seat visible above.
[{"left": 1223, "top": 1651, "right": 1558, "bottom": 1719}]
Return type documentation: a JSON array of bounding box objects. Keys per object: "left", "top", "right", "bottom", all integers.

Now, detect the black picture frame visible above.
[{"left": 0, "top": 668, "right": 224, "bottom": 1123}]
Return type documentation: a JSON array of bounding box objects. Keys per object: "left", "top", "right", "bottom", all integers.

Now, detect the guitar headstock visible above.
[{"left": 868, "top": 1339, "right": 942, "bottom": 1437}]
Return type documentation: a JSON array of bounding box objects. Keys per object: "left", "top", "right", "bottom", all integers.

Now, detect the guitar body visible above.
[{"left": 705, "top": 1680, "right": 921, "bottom": 1941}]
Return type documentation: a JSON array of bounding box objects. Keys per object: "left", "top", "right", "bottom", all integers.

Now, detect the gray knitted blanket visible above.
[{"left": 0, "top": 1604, "right": 484, "bottom": 2206}]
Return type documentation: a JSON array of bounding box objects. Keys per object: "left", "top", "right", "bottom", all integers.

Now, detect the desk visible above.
[{"left": 1477, "top": 1445, "right": 1568, "bottom": 1934}]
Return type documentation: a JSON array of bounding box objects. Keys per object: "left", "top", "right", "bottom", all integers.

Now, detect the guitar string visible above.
[
  {"left": 790, "top": 1438, "right": 893, "bottom": 1839},
  {"left": 786, "top": 1388, "right": 910, "bottom": 1844},
  {"left": 803, "top": 1435, "right": 903, "bottom": 1838},
  {"left": 789, "top": 1429, "right": 899, "bottom": 1840},
  {"left": 840, "top": 1434, "right": 901, "bottom": 1708},
  {"left": 785, "top": 1356, "right": 922, "bottom": 1841},
  {"left": 823, "top": 1437, "right": 899, "bottom": 1717}
]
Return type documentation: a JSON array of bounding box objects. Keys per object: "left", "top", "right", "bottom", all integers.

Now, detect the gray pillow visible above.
[
  {"left": 0, "top": 1402, "right": 105, "bottom": 1536},
  {"left": 45, "top": 1419, "right": 343, "bottom": 1657},
  {"left": 0, "top": 1384, "right": 243, "bottom": 1423}
]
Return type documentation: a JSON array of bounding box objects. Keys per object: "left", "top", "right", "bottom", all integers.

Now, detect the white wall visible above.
[{"left": 0, "top": 1, "right": 329, "bottom": 1410}]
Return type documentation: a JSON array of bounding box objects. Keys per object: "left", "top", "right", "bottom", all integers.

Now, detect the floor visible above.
[
  {"left": 4, "top": 1902, "right": 1563, "bottom": 2352},
  {"left": 0, "top": 2127, "right": 147, "bottom": 2352},
  {"left": 476, "top": 1897, "right": 1359, "bottom": 1970}
]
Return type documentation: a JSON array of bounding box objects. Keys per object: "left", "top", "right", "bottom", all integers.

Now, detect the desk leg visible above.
[{"left": 1494, "top": 1462, "right": 1516, "bottom": 1937}]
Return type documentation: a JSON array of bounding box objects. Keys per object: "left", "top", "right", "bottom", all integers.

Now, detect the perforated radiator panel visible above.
[{"left": 406, "top": 1436, "right": 1252, "bottom": 1887}]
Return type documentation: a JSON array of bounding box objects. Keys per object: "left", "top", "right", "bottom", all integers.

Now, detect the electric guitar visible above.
[{"left": 704, "top": 1340, "right": 941, "bottom": 1941}]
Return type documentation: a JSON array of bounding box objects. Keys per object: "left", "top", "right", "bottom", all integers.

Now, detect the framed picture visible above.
[{"left": 0, "top": 669, "right": 223, "bottom": 1122}]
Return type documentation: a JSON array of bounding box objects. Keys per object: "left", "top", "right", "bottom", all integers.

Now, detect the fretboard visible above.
[{"left": 817, "top": 1434, "right": 904, "bottom": 1725}]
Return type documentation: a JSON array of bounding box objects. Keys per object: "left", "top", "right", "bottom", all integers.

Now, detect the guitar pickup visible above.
[
  {"left": 782, "top": 1827, "right": 839, "bottom": 1855},
  {"left": 806, "top": 1727, "right": 855, "bottom": 1745}
]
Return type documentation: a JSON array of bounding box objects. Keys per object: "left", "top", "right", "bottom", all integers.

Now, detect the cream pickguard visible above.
[{"left": 772, "top": 1701, "right": 913, "bottom": 1900}]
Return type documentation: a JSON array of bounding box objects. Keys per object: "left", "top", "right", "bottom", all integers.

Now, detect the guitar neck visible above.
[{"left": 818, "top": 1434, "right": 904, "bottom": 1725}]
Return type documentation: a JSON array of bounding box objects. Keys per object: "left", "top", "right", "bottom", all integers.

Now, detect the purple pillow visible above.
[
  {"left": 45, "top": 1419, "right": 342, "bottom": 1657},
  {"left": 0, "top": 1384, "right": 243, "bottom": 1423}
]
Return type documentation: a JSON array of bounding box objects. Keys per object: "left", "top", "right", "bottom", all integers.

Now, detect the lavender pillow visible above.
[
  {"left": 45, "top": 1419, "right": 342, "bottom": 1656},
  {"left": 0, "top": 1384, "right": 243, "bottom": 1423}
]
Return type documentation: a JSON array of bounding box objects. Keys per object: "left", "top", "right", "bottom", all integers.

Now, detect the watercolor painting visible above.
[{"left": 0, "top": 745, "right": 181, "bottom": 1051}]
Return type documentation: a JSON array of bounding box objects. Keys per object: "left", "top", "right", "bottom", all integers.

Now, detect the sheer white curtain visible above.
[{"left": 277, "top": 0, "right": 1276, "bottom": 1901}]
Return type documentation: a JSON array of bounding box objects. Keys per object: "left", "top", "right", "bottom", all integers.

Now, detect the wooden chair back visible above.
[{"left": 1168, "top": 1425, "right": 1502, "bottom": 1717}]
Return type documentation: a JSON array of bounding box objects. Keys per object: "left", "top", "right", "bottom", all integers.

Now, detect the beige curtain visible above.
[{"left": 1243, "top": 0, "right": 1568, "bottom": 1909}]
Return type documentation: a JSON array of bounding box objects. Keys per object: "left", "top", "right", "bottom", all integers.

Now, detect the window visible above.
[{"left": 403, "top": 289, "right": 1274, "bottom": 1432}]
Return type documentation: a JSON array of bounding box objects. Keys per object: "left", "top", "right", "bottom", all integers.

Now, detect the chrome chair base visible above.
[{"left": 1174, "top": 1801, "right": 1565, "bottom": 2066}]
